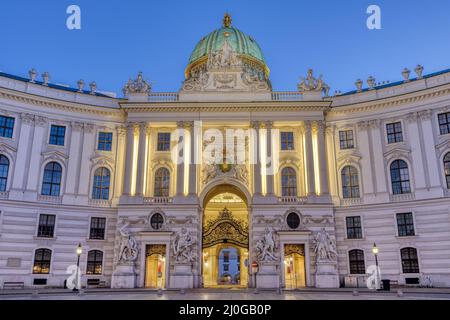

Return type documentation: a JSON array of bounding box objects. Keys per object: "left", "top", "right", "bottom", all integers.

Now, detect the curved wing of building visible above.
[{"left": 1, "top": 14, "right": 450, "bottom": 290}]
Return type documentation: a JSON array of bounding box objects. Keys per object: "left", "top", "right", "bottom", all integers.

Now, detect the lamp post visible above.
[
  {"left": 372, "top": 243, "right": 380, "bottom": 290},
  {"left": 73, "top": 243, "right": 82, "bottom": 292}
]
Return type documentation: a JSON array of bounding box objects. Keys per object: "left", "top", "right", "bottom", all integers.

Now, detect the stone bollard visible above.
[
  {"left": 253, "top": 288, "right": 259, "bottom": 294},
  {"left": 31, "top": 290, "right": 39, "bottom": 299},
  {"left": 397, "top": 289, "right": 403, "bottom": 297},
  {"left": 277, "top": 287, "right": 282, "bottom": 295},
  {"left": 180, "top": 289, "right": 185, "bottom": 295},
  {"left": 157, "top": 289, "right": 163, "bottom": 296},
  {"left": 352, "top": 290, "right": 359, "bottom": 296},
  {"left": 78, "top": 289, "right": 85, "bottom": 297}
]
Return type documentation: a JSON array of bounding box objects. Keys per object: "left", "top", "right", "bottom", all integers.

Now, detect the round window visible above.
[
  {"left": 286, "top": 212, "right": 300, "bottom": 229},
  {"left": 150, "top": 213, "right": 164, "bottom": 230}
]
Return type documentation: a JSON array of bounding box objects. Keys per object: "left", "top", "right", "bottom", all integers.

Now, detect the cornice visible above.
[
  {"left": 120, "top": 100, "right": 331, "bottom": 113},
  {"left": 0, "top": 87, "right": 124, "bottom": 118},
  {"left": 329, "top": 84, "right": 450, "bottom": 116}
]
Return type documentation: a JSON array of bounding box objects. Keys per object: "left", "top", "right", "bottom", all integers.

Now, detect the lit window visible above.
[
  {"left": 86, "top": 250, "right": 103, "bottom": 275},
  {"left": 33, "top": 249, "right": 52, "bottom": 274}
]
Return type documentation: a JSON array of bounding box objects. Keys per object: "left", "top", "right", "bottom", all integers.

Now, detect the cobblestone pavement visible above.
[{"left": 1, "top": 288, "right": 450, "bottom": 300}]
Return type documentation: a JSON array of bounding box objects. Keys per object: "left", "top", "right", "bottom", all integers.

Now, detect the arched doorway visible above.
[{"left": 201, "top": 184, "right": 249, "bottom": 288}]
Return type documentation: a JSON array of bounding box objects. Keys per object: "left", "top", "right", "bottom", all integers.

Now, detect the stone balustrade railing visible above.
[
  {"left": 278, "top": 196, "right": 307, "bottom": 204},
  {"left": 148, "top": 92, "right": 179, "bottom": 102},
  {"left": 88, "top": 199, "right": 112, "bottom": 208},
  {"left": 271, "top": 91, "right": 303, "bottom": 101},
  {"left": 37, "top": 195, "right": 63, "bottom": 204},
  {"left": 389, "top": 193, "right": 416, "bottom": 202},
  {"left": 0, "top": 191, "right": 9, "bottom": 200},
  {"left": 143, "top": 197, "right": 173, "bottom": 205},
  {"left": 340, "top": 198, "right": 363, "bottom": 206}
]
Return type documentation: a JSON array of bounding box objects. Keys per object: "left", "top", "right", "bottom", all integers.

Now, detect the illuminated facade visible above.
[{"left": 1, "top": 14, "right": 450, "bottom": 290}]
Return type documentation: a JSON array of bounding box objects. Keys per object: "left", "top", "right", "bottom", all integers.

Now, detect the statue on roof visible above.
[{"left": 122, "top": 72, "right": 151, "bottom": 96}]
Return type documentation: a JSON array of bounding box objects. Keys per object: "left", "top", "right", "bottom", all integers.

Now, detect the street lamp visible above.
[
  {"left": 73, "top": 243, "right": 82, "bottom": 292},
  {"left": 372, "top": 243, "right": 380, "bottom": 289}
]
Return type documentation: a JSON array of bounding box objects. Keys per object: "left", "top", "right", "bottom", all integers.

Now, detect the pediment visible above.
[
  {"left": 0, "top": 142, "right": 17, "bottom": 154},
  {"left": 337, "top": 151, "right": 362, "bottom": 166},
  {"left": 91, "top": 154, "right": 114, "bottom": 168},
  {"left": 383, "top": 146, "right": 411, "bottom": 160},
  {"left": 41, "top": 150, "right": 69, "bottom": 162}
]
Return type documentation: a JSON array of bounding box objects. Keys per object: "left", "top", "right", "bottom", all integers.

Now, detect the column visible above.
[
  {"left": 368, "top": 120, "right": 388, "bottom": 194},
  {"left": 406, "top": 113, "right": 427, "bottom": 190},
  {"left": 356, "top": 121, "right": 375, "bottom": 194},
  {"left": 316, "top": 121, "right": 329, "bottom": 196},
  {"left": 188, "top": 121, "right": 197, "bottom": 196},
  {"left": 64, "top": 122, "right": 84, "bottom": 195},
  {"left": 122, "top": 123, "right": 136, "bottom": 196},
  {"left": 176, "top": 121, "right": 185, "bottom": 196},
  {"left": 251, "top": 121, "right": 262, "bottom": 195},
  {"left": 418, "top": 110, "right": 441, "bottom": 188},
  {"left": 25, "top": 116, "right": 47, "bottom": 193},
  {"left": 325, "top": 125, "right": 338, "bottom": 198},
  {"left": 304, "top": 121, "right": 316, "bottom": 196},
  {"left": 11, "top": 113, "right": 35, "bottom": 192},
  {"left": 77, "top": 124, "right": 95, "bottom": 197},
  {"left": 114, "top": 126, "right": 127, "bottom": 198},
  {"left": 135, "top": 122, "right": 149, "bottom": 197},
  {"left": 265, "top": 121, "right": 275, "bottom": 196}
]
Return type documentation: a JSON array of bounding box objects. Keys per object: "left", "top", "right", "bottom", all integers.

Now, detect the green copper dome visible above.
[{"left": 185, "top": 14, "right": 269, "bottom": 78}]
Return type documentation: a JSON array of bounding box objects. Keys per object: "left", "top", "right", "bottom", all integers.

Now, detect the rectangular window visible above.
[
  {"left": 157, "top": 133, "right": 171, "bottom": 152},
  {"left": 438, "top": 112, "right": 450, "bottom": 135},
  {"left": 223, "top": 252, "right": 229, "bottom": 263},
  {"left": 339, "top": 130, "right": 354, "bottom": 149},
  {"left": 0, "top": 116, "right": 15, "bottom": 138},
  {"left": 397, "top": 213, "right": 415, "bottom": 237},
  {"left": 280, "top": 132, "right": 294, "bottom": 151},
  {"left": 98, "top": 132, "right": 113, "bottom": 151},
  {"left": 223, "top": 264, "right": 229, "bottom": 272},
  {"left": 386, "top": 122, "right": 403, "bottom": 144},
  {"left": 49, "top": 125, "right": 66, "bottom": 146},
  {"left": 346, "top": 216, "right": 363, "bottom": 239},
  {"left": 89, "top": 217, "right": 106, "bottom": 240},
  {"left": 37, "top": 214, "right": 56, "bottom": 238}
]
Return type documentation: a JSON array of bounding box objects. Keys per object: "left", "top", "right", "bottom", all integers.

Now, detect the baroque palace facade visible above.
[{"left": 1, "top": 14, "right": 450, "bottom": 289}]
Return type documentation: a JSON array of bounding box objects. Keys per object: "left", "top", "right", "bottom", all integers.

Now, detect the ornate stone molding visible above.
[
  {"left": 20, "top": 113, "right": 35, "bottom": 125},
  {"left": 71, "top": 121, "right": 85, "bottom": 132},
  {"left": 418, "top": 109, "right": 432, "bottom": 121}
]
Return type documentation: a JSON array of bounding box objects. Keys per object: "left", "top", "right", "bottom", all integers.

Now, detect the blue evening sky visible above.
[{"left": 0, "top": 0, "right": 449, "bottom": 96}]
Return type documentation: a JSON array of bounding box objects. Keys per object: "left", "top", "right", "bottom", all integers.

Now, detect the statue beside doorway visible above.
[
  {"left": 255, "top": 227, "right": 278, "bottom": 262},
  {"left": 173, "top": 228, "right": 197, "bottom": 263}
]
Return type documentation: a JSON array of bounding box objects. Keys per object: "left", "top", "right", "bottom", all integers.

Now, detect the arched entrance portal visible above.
[{"left": 201, "top": 184, "right": 249, "bottom": 288}]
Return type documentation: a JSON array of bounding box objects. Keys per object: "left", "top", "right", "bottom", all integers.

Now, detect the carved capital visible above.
[
  {"left": 20, "top": 113, "right": 35, "bottom": 125},
  {"left": 84, "top": 123, "right": 95, "bottom": 133},
  {"left": 264, "top": 120, "right": 273, "bottom": 130},
  {"left": 116, "top": 125, "right": 127, "bottom": 137},
  {"left": 35, "top": 116, "right": 48, "bottom": 127},
  {"left": 418, "top": 110, "right": 432, "bottom": 121},
  {"left": 368, "top": 119, "right": 380, "bottom": 129},
  {"left": 405, "top": 112, "right": 418, "bottom": 123},
  {"left": 71, "top": 121, "right": 84, "bottom": 132},
  {"left": 250, "top": 120, "right": 261, "bottom": 130},
  {"left": 357, "top": 121, "right": 369, "bottom": 131},
  {"left": 303, "top": 120, "right": 312, "bottom": 132}
]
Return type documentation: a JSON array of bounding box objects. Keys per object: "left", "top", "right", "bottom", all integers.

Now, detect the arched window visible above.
[
  {"left": 444, "top": 153, "right": 450, "bottom": 189},
  {"left": 92, "top": 167, "right": 111, "bottom": 200},
  {"left": 41, "top": 162, "right": 62, "bottom": 196},
  {"left": 150, "top": 213, "right": 164, "bottom": 230},
  {"left": 401, "top": 247, "right": 420, "bottom": 274},
  {"left": 390, "top": 160, "right": 411, "bottom": 195},
  {"left": 341, "top": 166, "right": 360, "bottom": 198},
  {"left": 86, "top": 250, "right": 103, "bottom": 275},
  {"left": 33, "top": 248, "right": 52, "bottom": 274},
  {"left": 281, "top": 167, "right": 297, "bottom": 197},
  {"left": 0, "top": 155, "right": 10, "bottom": 192},
  {"left": 286, "top": 212, "right": 300, "bottom": 229},
  {"left": 349, "top": 249, "right": 365, "bottom": 275},
  {"left": 154, "top": 168, "right": 170, "bottom": 197}
]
